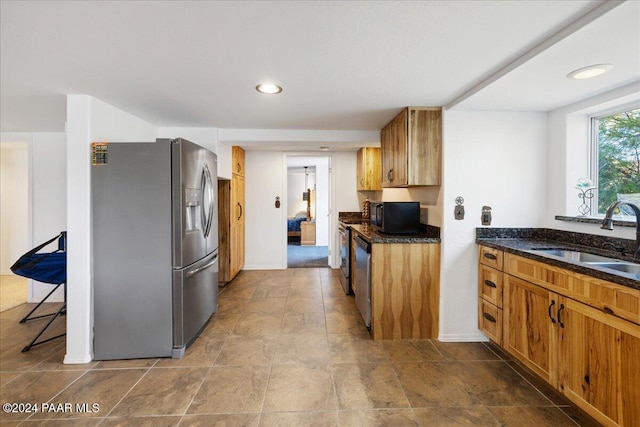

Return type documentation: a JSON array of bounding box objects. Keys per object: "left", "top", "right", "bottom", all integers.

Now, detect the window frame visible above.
[{"left": 589, "top": 104, "right": 640, "bottom": 216}]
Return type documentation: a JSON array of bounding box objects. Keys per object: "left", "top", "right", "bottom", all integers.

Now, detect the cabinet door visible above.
[
  {"left": 558, "top": 297, "right": 640, "bottom": 427},
  {"left": 232, "top": 146, "right": 245, "bottom": 177},
  {"left": 408, "top": 108, "right": 441, "bottom": 185},
  {"left": 231, "top": 174, "right": 245, "bottom": 225},
  {"left": 503, "top": 275, "right": 558, "bottom": 385},
  {"left": 391, "top": 109, "right": 408, "bottom": 186},
  {"left": 357, "top": 148, "right": 382, "bottom": 191},
  {"left": 357, "top": 148, "right": 364, "bottom": 191},
  {"left": 230, "top": 222, "right": 245, "bottom": 277},
  {"left": 380, "top": 125, "right": 393, "bottom": 187}
]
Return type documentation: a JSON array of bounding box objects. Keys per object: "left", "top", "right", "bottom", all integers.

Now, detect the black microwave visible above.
[{"left": 370, "top": 201, "right": 420, "bottom": 234}]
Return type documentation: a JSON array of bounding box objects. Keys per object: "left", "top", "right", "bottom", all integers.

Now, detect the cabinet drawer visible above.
[
  {"left": 479, "top": 246, "right": 503, "bottom": 270},
  {"left": 479, "top": 299, "right": 502, "bottom": 345},
  {"left": 479, "top": 265, "right": 503, "bottom": 308}
]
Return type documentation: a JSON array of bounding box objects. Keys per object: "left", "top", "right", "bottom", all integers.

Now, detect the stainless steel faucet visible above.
[{"left": 601, "top": 201, "right": 640, "bottom": 261}]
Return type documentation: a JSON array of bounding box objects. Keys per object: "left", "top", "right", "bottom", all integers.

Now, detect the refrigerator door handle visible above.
[
  {"left": 186, "top": 254, "right": 218, "bottom": 278},
  {"left": 200, "top": 164, "right": 215, "bottom": 238}
]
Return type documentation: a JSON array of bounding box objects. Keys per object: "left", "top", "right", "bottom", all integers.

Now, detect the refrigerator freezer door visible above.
[{"left": 173, "top": 250, "right": 219, "bottom": 355}]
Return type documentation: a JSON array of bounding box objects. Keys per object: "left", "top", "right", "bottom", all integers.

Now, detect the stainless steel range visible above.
[
  {"left": 338, "top": 216, "right": 365, "bottom": 295},
  {"left": 338, "top": 221, "right": 352, "bottom": 294}
]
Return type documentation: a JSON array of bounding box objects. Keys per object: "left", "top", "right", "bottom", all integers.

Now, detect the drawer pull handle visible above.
[
  {"left": 483, "top": 312, "right": 496, "bottom": 323},
  {"left": 483, "top": 253, "right": 497, "bottom": 260},
  {"left": 603, "top": 306, "right": 614, "bottom": 315},
  {"left": 557, "top": 304, "right": 565, "bottom": 328},
  {"left": 484, "top": 280, "right": 497, "bottom": 288},
  {"left": 548, "top": 300, "right": 557, "bottom": 324}
]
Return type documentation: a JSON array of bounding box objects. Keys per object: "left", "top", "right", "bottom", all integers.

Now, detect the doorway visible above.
[
  {"left": 286, "top": 156, "right": 331, "bottom": 268},
  {"left": 0, "top": 140, "right": 29, "bottom": 311}
]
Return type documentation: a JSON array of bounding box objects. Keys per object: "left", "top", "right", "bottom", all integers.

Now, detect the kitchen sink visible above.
[
  {"left": 586, "top": 261, "right": 640, "bottom": 277},
  {"left": 529, "top": 248, "right": 620, "bottom": 263},
  {"left": 529, "top": 248, "right": 640, "bottom": 278}
]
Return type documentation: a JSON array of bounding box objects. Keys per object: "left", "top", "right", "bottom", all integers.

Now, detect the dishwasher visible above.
[{"left": 354, "top": 234, "right": 371, "bottom": 328}]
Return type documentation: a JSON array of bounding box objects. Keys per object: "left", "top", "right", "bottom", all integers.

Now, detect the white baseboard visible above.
[
  {"left": 438, "top": 332, "right": 488, "bottom": 342},
  {"left": 63, "top": 352, "right": 93, "bottom": 364}
]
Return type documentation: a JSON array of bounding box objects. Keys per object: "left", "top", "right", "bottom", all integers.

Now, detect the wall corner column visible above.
[{"left": 64, "top": 95, "right": 93, "bottom": 364}]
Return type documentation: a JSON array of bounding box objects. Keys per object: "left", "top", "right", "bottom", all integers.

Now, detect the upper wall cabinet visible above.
[
  {"left": 232, "top": 146, "right": 245, "bottom": 177},
  {"left": 380, "top": 107, "right": 442, "bottom": 187},
  {"left": 357, "top": 147, "right": 382, "bottom": 191}
]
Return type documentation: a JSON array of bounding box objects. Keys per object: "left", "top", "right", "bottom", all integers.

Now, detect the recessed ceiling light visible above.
[
  {"left": 567, "top": 64, "right": 614, "bottom": 80},
  {"left": 256, "top": 83, "right": 282, "bottom": 94}
]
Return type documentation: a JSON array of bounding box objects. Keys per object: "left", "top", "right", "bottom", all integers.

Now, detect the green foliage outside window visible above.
[{"left": 596, "top": 108, "right": 640, "bottom": 214}]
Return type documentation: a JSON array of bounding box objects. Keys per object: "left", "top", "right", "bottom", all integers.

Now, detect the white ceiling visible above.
[{"left": 1, "top": 1, "right": 639, "bottom": 147}]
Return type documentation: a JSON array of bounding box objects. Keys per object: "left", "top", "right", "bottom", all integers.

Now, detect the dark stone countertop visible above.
[
  {"left": 476, "top": 228, "right": 639, "bottom": 290},
  {"left": 350, "top": 223, "right": 440, "bottom": 244},
  {"left": 338, "top": 212, "right": 364, "bottom": 222}
]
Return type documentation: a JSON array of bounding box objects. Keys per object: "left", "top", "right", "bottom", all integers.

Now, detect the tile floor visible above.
[{"left": 0, "top": 268, "right": 601, "bottom": 426}]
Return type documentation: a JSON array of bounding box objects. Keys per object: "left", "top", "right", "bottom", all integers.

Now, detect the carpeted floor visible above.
[
  {"left": 287, "top": 244, "right": 329, "bottom": 268},
  {"left": 0, "top": 274, "right": 27, "bottom": 312}
]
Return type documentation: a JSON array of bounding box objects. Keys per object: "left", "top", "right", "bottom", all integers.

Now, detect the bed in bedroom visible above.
[{"left": 287, "top": 213, "right": 307, "bottom": 237}]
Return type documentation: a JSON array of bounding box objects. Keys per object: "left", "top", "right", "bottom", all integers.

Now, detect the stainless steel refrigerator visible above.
[{"left": 92, "top": 138, "right": 218, "bottom": 359}]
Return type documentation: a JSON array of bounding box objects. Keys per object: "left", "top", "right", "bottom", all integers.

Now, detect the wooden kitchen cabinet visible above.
[
  {"left": 503, "top": 274, "right": 558, "bottom": 384},
  {"left": 558, "top": 297, "right": 640, "bottom": 427},
  {"left": 219, "top": 146, "right": 245, "bottom": 283},
  {"left": 356, "top": 147, "right": 382, "bottom": 191},
  {"left": 505, "top": 253, "right": 640, "bottom": 325},
  {"left": 232, "top": 145, "right": 245, "bottom": 177},
  {"left": 231, "top": 173, "right": 245, "bottom": 226},
  {"left": 380, "top": 107, "right": 441, "bottom": 187},
  {"left": 370, "top": 242, "right": 440, "bottom": 339},
  {"left": 229, "top": 221, "right": 244, "bottom": 277},
  {"left": 478, "top": 246, "right": 504, "bottom": 345},
  {"left": 504, "top": 271, "right": 640, "bottom": 427},
  {"left": 478, "top": 246, "right": 640, "bottom": 427}
]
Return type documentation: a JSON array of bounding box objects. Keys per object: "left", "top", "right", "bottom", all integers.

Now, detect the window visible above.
[{"left": 591, "top": 107, "right": 640, "bottom": 215}]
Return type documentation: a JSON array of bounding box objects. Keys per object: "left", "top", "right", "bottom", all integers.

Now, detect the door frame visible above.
[
  {"left": 0, "top": 133, "right": 34, "bottom": 299},
  {"left": 283, "top": 153, "right": 336, "bottom": 269}
]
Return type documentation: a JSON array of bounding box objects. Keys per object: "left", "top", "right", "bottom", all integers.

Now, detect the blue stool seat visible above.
[{"left": 10, "top": 232, "right": 67, "bottom": 352}]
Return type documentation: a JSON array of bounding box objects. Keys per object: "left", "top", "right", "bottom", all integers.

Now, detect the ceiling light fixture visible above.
[
  {"left": 256, "top": 83, "right": 283, "bottom": 94},
  {"left": 567, "top": 64, "right": 614, "bottom": 80}
]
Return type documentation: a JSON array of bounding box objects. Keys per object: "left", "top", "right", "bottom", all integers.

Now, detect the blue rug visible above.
[{"left": 287, "top": 244, "right": 329, "bottom": 268}]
